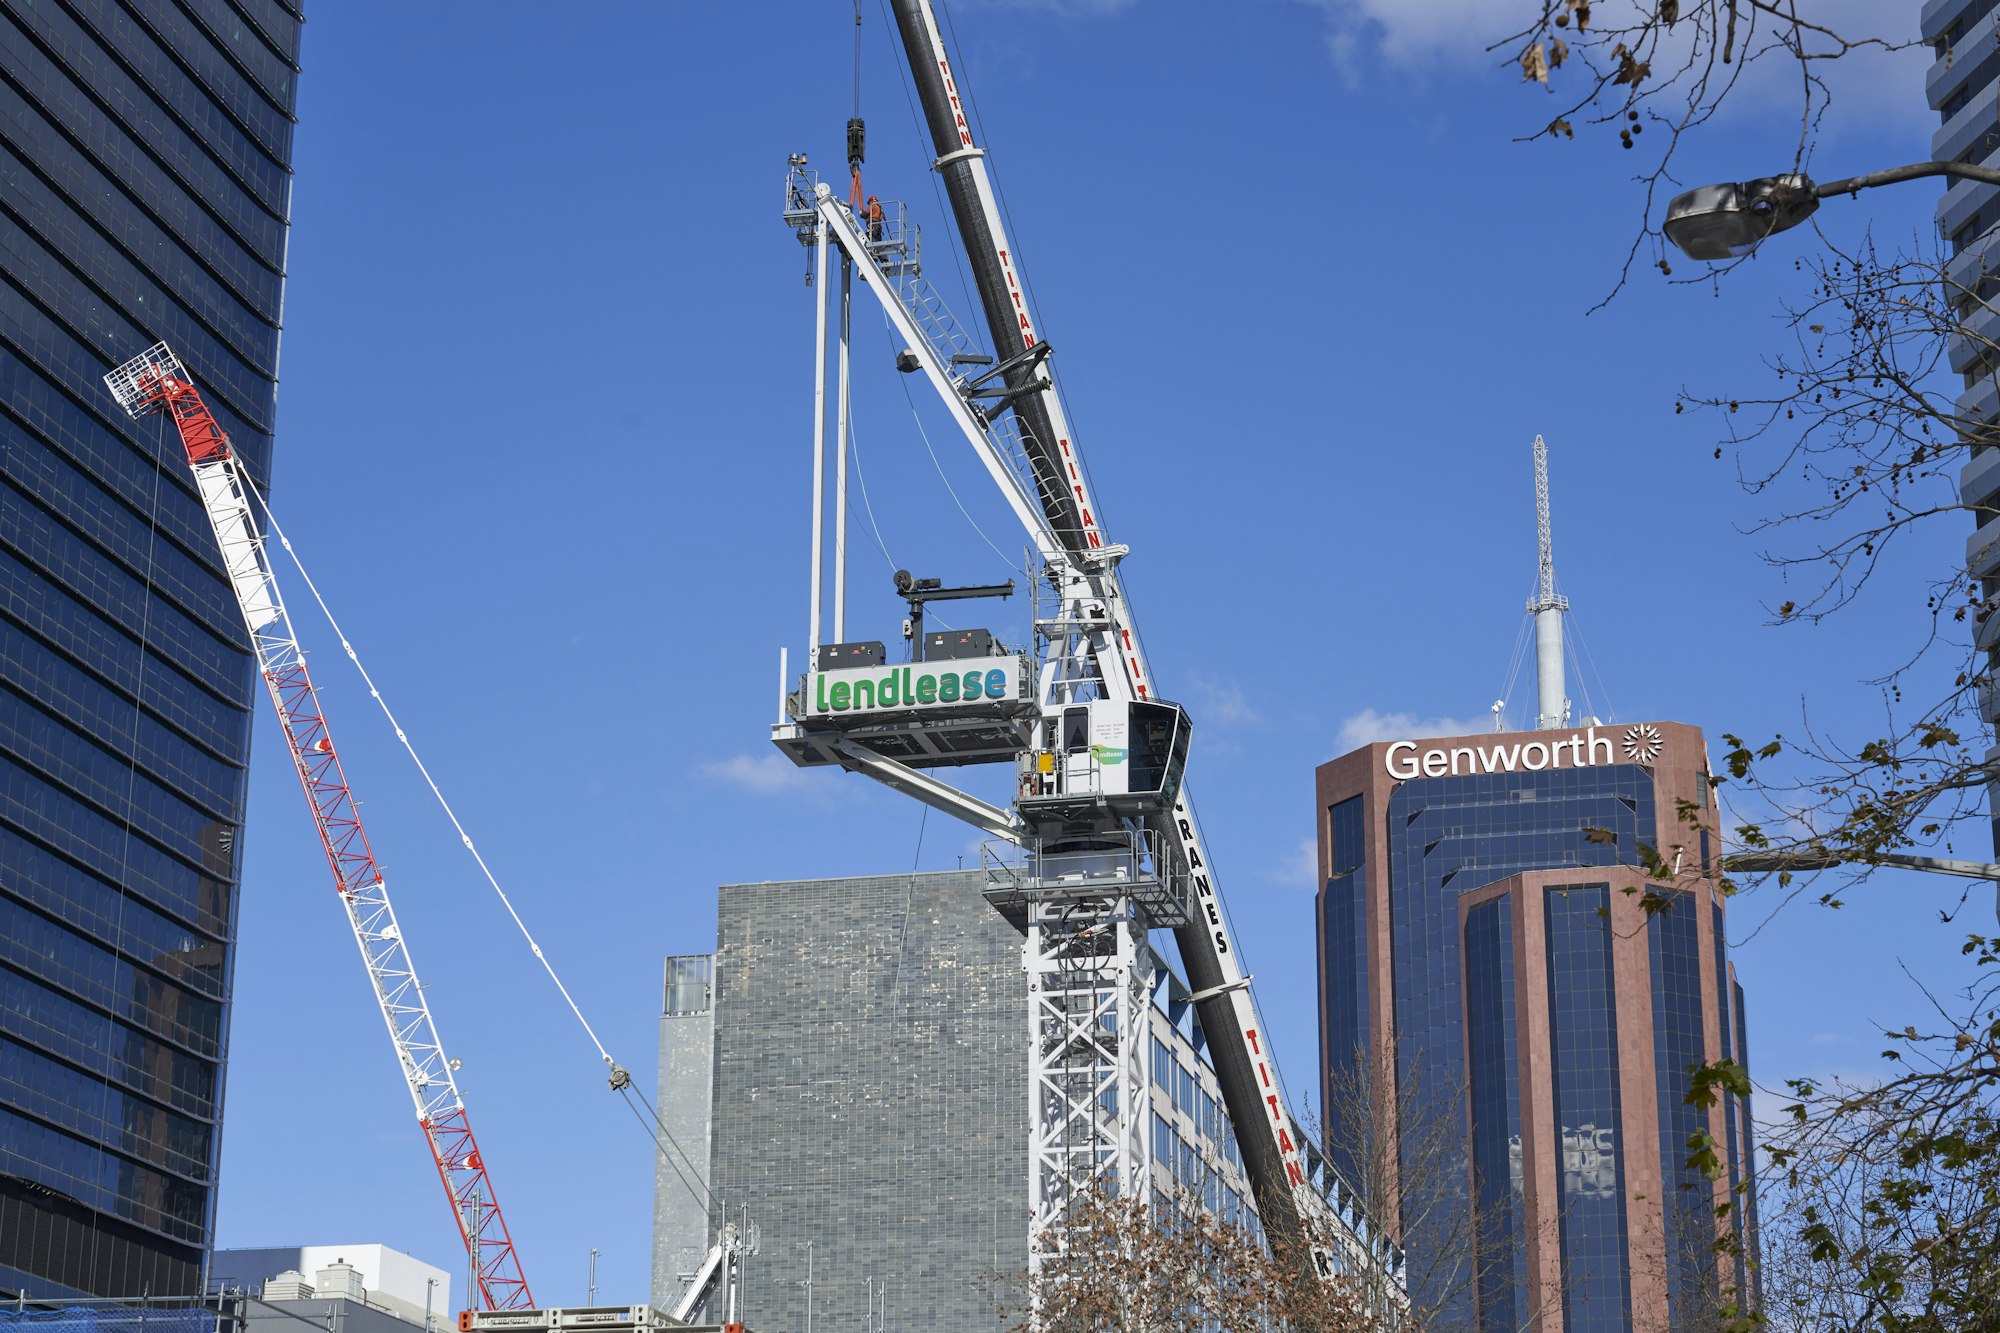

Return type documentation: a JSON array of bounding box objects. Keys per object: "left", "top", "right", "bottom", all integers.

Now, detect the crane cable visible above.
[
  {"left": 251, "top": 483, "right": 621, "bottom": 1075},
  {"left": 247, "top": 486, "right": 725, "bottom": 1210}
]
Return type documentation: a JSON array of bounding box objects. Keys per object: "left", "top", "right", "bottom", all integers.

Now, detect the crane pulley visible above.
[{"left": 103, "top": 344, "right": 534, "bottom": 1313}]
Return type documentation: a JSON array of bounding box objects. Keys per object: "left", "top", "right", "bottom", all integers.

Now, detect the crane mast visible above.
[
  {"left": 771, "top": 1, "right": 1406, "bottom": 1305},
  {"left": 103, "top": 344, "right": 534, "bottom": 1314},
  {"left": 1528, "top": 434, "right": 1570, "bottom": 731}
]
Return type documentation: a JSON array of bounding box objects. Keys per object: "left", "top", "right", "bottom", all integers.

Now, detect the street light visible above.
[
  {"left": 1663, "top": 160, "right": 2000, "bottom": 260},
  {"left": 1723, "top": 847, "right": 2000, "bottom": 927}
]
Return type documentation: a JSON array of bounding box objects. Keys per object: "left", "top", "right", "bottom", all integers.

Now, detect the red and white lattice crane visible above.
[{"left": 104, "top": 343, "right": 534, "bottom": 1313}]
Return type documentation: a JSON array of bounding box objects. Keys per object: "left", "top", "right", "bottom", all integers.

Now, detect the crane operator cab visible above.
[
  {"left": 1018, "top": 699, "right": 1190, "bottom": 820},
  {"left": 1001, "top": 699, "right": 1193, "bottom": 926}
]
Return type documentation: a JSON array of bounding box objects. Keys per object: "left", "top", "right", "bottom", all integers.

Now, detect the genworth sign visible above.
[
  {"left": 1384, "top": 723, "right": 1665, "bottom": 780},
  {"left": 802, "top": 656, "right": 1028, "bottom": 717}
]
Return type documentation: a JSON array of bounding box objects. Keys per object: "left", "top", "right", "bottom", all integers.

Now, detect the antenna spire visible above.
[{"left": 1527, "top": 435, "right": 1571, "bottom": 731}]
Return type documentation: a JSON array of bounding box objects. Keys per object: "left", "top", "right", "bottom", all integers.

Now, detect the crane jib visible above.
[{"left": 101, "top": 342, "right": 536, "bottom": 1314}]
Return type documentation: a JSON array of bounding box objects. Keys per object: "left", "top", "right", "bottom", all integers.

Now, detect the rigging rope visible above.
[
  {"left": 246, "top": 481, "right": 727, "bottom": 1210},
  {"left": 1565, "top": 601, "right": 1619, "bottom": 723},
  {"left": 1497, "top": 610, "right": 1533, "bottom": 728},
  {"left": 845, "top": 397, "right": 901, "bottom": 574},
  {"left": 880, "top": 305, "right": 1029, "bottom": 584},
  {"left": 245, "top": 485, "right": 624, "bottom": 1080}
]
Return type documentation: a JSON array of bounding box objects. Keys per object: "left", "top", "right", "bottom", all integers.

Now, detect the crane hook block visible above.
[{"left": 846, "top": 117, "right": 866, "bottom": 168}]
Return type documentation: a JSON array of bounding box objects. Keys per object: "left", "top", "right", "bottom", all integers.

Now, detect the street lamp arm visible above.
[
  {"left": 1814, "top": 160, "right": 2000, "bottom": 198},
  {"left": 1724, "top": 848, "right": 2000, "bottom": 882},
  {"left": 1723, "top": 847, "right": 2000, "bottom": 927}
]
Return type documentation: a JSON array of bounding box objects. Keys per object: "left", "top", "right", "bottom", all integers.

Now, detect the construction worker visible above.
[{"left": 865, "top": 195, "right": 886, "bottom": 242}]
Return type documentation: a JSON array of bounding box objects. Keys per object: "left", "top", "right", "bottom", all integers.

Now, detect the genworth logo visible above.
[
  {"left": 1384, "top": 723, "right": 1669, "bottom": 780},
  {"left": 1620, "top": 723, "right": 1664, "bottom": 764},
  {"left": 805, "top": 658, "right": 1024, "bottom": 715}
]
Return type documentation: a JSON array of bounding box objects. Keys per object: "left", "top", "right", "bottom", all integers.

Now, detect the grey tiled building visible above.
[
  {"left": 657, "top": 872, "right": 1030, "bottom": 1332},
  {"left": 0, "top": 0, "right": 300, "bottom": 1299},
  {"left": 653, "top": 872, "right": 1269, "bottom": 1331}
]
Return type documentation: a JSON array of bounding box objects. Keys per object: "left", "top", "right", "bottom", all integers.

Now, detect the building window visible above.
[
  {"left": 1465, "top": 896, "right": 1523, "bottom": 1331},
  {"left": 1545, "top": 884, "right": 1632, "bottom": 1332}
]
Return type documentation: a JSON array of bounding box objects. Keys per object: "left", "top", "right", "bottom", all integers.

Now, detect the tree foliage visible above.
[
  {"left": 1677, "top": 233, "right": 2000, "bottom": 881},
  {"left": 1480, "top": 11, "right": 2000, "bottom": 1331},
  {"left": 1498, "top": 1, "right": 1910, "bottom": 288},
  {"left": 1016, "top": 1185, "right": 1406, "bottom": 1333},
  {"left": 1751, "top": 935, "right": 2000, "bottom": 1331}
]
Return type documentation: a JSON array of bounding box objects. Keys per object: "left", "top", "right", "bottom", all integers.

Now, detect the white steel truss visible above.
[
  {"left": 1026, "top": 900, "right": 1155, "bottom": 1247},
  {"left": 104, "top": 343, "right": 532, "bottom": 1310}
]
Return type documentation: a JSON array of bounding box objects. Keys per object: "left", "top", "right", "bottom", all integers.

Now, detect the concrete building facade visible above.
[
  {"left": 1316, "top": 721, "right": 1757, "bottom": 1332},
  {"left": 0, "top": 0, "right": 300, "bottom": 1299},
  {"left": 211, "top": 1245, "right": 451, "bottom": 1333},
  {"left": 1923, "top": 0, "right": 2000, "bottom": 858},
  {"left": 661, "top": 871, "right": 1028, "bottom": 1332}
]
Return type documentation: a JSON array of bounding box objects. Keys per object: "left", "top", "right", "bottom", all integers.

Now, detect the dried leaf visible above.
[
  {"left": 1611, "top": 42, "right": 1653, "bottom": 86},
  {"left": 1660, "top": 0, "right": 1679, "bottom": 22},
  {"left": 1522, "top": 41, "right": 1550, "bottom": 84},
  {"left": 1549, "top": 36, "right": 1569, "bottom": 68},
  {"left": 1550, "top": 116, "right": 1575, "bottom": 139}
]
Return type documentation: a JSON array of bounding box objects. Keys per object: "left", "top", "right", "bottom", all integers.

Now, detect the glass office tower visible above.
[
  {"left": 1316, "top": 721, "right": 1757, "bottom": 1331},
  {"left": 0, "top": 0, "right": 301, "bottom": 1299}
]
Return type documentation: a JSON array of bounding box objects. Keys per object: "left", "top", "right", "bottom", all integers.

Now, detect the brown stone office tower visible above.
[{"left": 1315, "top": 720, "right": 1757, "bottom": 1333}]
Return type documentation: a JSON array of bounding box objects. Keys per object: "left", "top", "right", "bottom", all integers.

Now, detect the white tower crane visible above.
[
  {"left": 767, "top": 0, "right": 1408, "bottom": 1309},
  {"left": 103, "top": 344, "right": 534, "bottom": 1312}
]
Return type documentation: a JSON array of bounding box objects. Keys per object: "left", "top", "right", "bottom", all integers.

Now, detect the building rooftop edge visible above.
[
  {"left": 718, "top": 868, "right": 992, "bottom": 889},
  {"left": 1316, "top": 717, "right": 1707, "bottom": 768}
]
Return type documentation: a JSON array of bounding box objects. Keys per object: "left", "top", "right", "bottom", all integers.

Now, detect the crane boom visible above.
[
  {"left": 887, "top": 1, "right": 1111, "bottom": 566},
  {"left": 103, "top": 344, "right": 534, "bottom": 1313},
  {"left": 854, "top": 2, "right": 1401, "bottom": 1294}
]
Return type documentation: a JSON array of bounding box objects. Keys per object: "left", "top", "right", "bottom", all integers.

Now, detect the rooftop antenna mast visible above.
[{"left": 1528, "top": 434, "right": 1570, "bottom": 731}]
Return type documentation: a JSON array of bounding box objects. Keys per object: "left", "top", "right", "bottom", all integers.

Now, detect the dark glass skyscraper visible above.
[
  {"left": 1316, "top": 721, "right": 1757, "bottom": 1331},
  {"left": 0, "top": 0, "right": 300, "bottom": 1299}
]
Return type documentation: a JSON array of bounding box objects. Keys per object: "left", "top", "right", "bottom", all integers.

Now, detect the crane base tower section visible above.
[{"left": 650, "top": 872, "right": 1260, "bottom": 1333}]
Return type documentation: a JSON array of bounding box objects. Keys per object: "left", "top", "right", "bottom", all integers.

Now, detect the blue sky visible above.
[{"left": 212, "top": 0, "right": 1979, "bottom": 1309}]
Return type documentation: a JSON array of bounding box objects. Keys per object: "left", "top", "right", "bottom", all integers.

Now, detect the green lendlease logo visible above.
[
  {"left": 1090, "top": 744, "right": 1127, "bottom": 765},
  {"left": 812, "top": 663, "right": 1014, "bottom": 714}
]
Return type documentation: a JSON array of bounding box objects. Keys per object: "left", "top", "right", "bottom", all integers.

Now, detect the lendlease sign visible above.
[
  {"left": 803, "top": 655, "right": 1028, "bottom": 717},
  {"left": 1384, "top": 723, "right": 1665, "bottom": 781}
]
